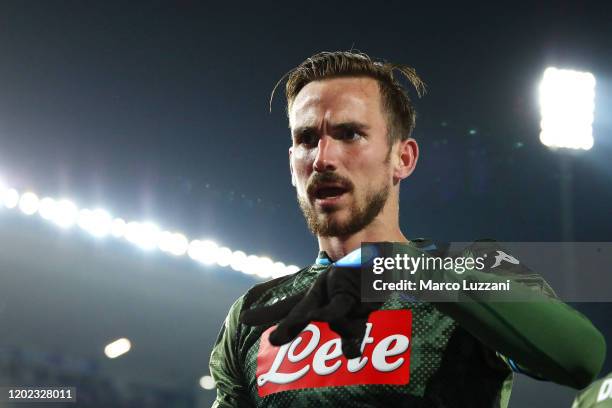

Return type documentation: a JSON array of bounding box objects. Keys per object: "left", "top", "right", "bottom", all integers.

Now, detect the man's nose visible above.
[{"left": 313, "top": 135, "right": 339, "bottom": 172}]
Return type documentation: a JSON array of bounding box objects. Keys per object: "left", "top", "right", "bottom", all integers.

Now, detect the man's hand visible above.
[{"left": 239, "top": 260, "right": 383, "bottom": 359}]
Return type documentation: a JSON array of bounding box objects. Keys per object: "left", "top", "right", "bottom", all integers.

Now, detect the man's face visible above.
[{"left": 289, "top": 76, "right": 394, "bottom": 237}]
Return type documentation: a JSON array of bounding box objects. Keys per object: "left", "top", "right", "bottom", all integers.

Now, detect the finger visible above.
[
  {"left": 268, "top": 291, "right": 323, "bottom": 345},
  {"left": 239, "top": 292, "right": 304, "bottom": 326},
  {"left": 307, "top": 293, "right": 355, "bottom": 322},
  {"left": 268, "top": 317, "right": 311, "bottom": 346},
  {"left": 329, "top": 317, "right": 368, "bottom": 340},
  {"left": 342, "top": 337, "right": 362, "bottom": 359},
  {"left": 329, "top": 318, "right": 369, "bottom": 359}
]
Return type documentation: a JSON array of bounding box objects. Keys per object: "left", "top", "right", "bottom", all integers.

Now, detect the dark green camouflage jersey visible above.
[
  {"left": 209, "top": 242, "right": 522, "bottom": 408},
  {"left": 572, "top": 373, "right": 612, "bottom": 408}
]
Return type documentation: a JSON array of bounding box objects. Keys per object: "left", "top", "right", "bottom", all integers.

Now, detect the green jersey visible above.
[
  {"left": 210, "top": 247, "right": 514, "bottom": 407},
  {"left": 209, "top": 241, "right": 605, "bottom": 407},
  {"left": 573, "top": 373, "right": 612, "bottom": 408}
]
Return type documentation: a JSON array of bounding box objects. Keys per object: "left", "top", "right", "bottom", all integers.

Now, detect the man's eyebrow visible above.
[
  {"left": 292, "top": 121, "right": 370, "bottom": 138},
  {"left": 291, "top": 125, "right": 317, "bottom": 138},
  {"left": 330, "top": 121, "right": 370, "bottom": 131}
]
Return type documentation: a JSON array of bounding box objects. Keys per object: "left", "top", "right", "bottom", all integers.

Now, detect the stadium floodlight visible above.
[
  {"left": 90, "top": 209, "right": 113, "bottom": 237},
  {"left": 38, "top": 197, "right": 57, "bottom": 220},
  {"left": 110, "top": 218, "right": 127, "bottom": 238},
  {"left": 254, "top": 256, "right": 275, "bottom": 279},
  {"left": 271, "top": 261, "right": 287, "bottom": 279},
  {"left": 199, "top": 375, "right": 215, "bottom": 390},
  {"left": 1, "top": 181, "right": 303, "bottom": 279},
  {"left": 215, "top": 247, "right": 233, "bottom": 267},
  {"left": 539, "top": 67, "right": 596, "bottom": 150},
  {"left": 229, "top": 250, "right": 248, "bottom": 272},
  {"left": 104, "top": 338, "right": 131, "bottom": 359},
  {"left": 188, "top": 239, "right": 220, "bottom": 264},
  {"left": 169, "top": 233, "right": 189, "bottom": 256},
  {"left": 125, "top": 221, "right": 160, "bottom": 250},
  {"left": 18, "top": 192, "right": 40, "bottom": 215},
  {"left": 78, "top": 208, "right": 112, "bottom": 237},
  {"left": 286, "top": 265, "right": 300, "bottom": 275},
  {"left": 244, "top": 255, "right": 261, "bottom": 275},
  {"left": 51, "top": 199, "right": 78, "bottom": 228},
  {"left": 187, "top": 240, "right": 201, "bottom": 261},
  {"left": 78, "top": 209, "right": 92, "bottom": 229},
  {"left": 158, "top": 231, "right": 189, "bottom": 256},
  {"left": 2, "top": 188, "right": 19, "bottom": 209},
  {"left": 158, "top": 231, "right": 174, "bottom": 253}
]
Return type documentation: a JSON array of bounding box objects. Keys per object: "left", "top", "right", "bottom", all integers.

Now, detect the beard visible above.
[{"left": 298, "top": 181, "right": 390, "bottom": 238}]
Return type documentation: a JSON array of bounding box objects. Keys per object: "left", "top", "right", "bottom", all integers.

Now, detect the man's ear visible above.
[
  {"left": 289, "top": 147, "right": 296, "bottom": 187},
  {"left": 393, "top": 138, "right": 419, "bottom": 182}
]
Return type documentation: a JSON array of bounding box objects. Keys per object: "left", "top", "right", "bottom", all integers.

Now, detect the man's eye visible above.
[
  {"left": 297, "top": 132, "right": 318, "bottom": 146},
  {"left": 339, "top": 128, "right": 362, "bottom": 141}
]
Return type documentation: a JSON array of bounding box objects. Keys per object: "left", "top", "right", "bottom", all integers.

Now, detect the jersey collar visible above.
[{"left": 315, "top": 247, "right": 362, "bottom": 267}]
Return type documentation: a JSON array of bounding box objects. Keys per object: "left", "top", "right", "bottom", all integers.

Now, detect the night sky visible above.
[{"left": 1, "top": 1, "right": 610, "bottom": 267}]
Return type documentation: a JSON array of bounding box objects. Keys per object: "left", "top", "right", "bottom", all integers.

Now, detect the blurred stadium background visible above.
[{"left": 0, "top": 1, "right": 610, "bottom": 407}]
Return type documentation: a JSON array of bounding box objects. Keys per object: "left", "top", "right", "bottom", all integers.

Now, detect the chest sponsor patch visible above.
[{"left": 256, "top": 309, "right": 412, "bottom": 397}]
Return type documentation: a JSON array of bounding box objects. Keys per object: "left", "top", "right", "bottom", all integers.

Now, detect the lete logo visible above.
[{"left": 256, "top": 310, "right": 412, "bottom": 397}]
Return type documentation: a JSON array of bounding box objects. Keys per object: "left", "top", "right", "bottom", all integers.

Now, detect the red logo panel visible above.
[{"left": 256, "top": 309, "right": 412, "bottom": 397}]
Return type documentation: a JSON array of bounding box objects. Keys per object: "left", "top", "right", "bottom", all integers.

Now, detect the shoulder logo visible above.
[{"left": 490, "top": 250, "right": 520, "bottom": 269}]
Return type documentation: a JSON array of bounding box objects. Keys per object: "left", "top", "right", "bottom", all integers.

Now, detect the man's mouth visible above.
[{"left": 312, "top": 185, "right": 350, "bottom": 203}]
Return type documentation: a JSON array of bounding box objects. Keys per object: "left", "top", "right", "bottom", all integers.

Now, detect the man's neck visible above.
[{"left": 317, "top": 219, "right": 408, "bottom": 262}]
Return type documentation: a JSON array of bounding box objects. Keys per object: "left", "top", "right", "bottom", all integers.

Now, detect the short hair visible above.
[{"left": 271, "top": 51, "right": 426, "bottom": 144}]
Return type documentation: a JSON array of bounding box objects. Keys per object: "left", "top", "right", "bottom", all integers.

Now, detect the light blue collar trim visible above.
[
  {"left": 315, "top": 247, "right": 362, "bottom": 267},
  {"left": 315, "top": 257, "right": 331, "bottom": 266},
  {"left": 335, "top": 247, "right": 362, "bottom": 267}
]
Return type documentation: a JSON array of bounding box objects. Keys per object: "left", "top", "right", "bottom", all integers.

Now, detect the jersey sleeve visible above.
[
  {"left": 462, "top": 241, "right": 560, "bottom": 379},
  {"left": 459, "top": 240, "right": 605, "bottom": 385},
  {"left": 572, "top": 372, "right": 612, "bottom": 408},
  {"left": 209, "top": 296, "right": 253, "bottom": 408},
  {"left": 395, "top": 240, "right": 606, "bottom": 389}
]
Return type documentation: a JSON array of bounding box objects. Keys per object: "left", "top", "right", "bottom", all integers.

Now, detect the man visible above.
[{"left": 209, "top": 51, "right": 605, "bottom": 407}]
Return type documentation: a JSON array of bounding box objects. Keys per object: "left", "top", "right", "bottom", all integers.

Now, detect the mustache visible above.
[{"left": 306, "top": 172, "right": 354, "bottom": 197}]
